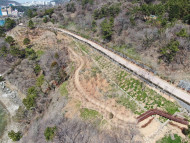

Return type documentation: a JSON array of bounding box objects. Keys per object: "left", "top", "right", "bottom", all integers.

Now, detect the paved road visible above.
[{"left": 53, "top": 27, "right": 190, "bottom": 105}]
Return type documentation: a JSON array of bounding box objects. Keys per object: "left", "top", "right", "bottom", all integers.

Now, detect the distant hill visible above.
[
  {"left": 0, "top": 0, "right": 21, "bottom": 6},
  {"left": 53, "top": 0, "right": 69, "bottom": 4}
]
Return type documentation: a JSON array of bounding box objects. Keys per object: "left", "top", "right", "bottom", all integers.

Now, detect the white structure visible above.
[
  {"left": 12, "top": 10, "right": 18, "bottom": 17},
  {"left": 22, "top": 1, "right": 54, "bottom": 6},
  {"left": 51, "top": 2, "right": 56, "bottom": 6},
  {"left": 2, "top": 11, "right": 8, "bottom": 16}
]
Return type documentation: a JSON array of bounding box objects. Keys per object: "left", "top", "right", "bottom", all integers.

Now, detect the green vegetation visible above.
[
  {"left": 28, "top": 20, "right": 34, "bottom": 29},
  {"left": 4, "top": 18, "right": 16, "bottom": 30},
  {"left": 93, "top": 3, "right": 120, "bottom": 19},
  {"left": 59, "top": 82, "right": 68, "bottom": 96},
  {"left": 116, "top": 71, "right": 179, "bottom": 114},
  {"left": 25, "top": 47, "right": 37, "bottom": 60},
  {"left": 23, "top": 87, "right": 38, "bottom": 110},
  {"left": 43, "top": 17, "right": 48, "bottom": 23},
  {"left": 113, "top": 44, "right": 140, "bottom": 61},
  {"left": 5, "top": 36, "right": 15, "bottom": 45},
  {"left": 36, "top": 75, "right": 45, "bottom": 87},
  {"left": 100, "top": 18, "right": 114, "bottom": 40},
  {"left": 0, "top": 26, "right": 5, "bottom": 37},
  {"left": 36, "top": 50, "right": 44, "bottom": 59},
  {"left": 156, "top": 134, "right": 181, "bottom": 143},
  {"left": 23, "top": 38, "right": 31, "bottom": 45},
  {"left": 8, "top": 130, "right": 22, "bottom": 141},
  {"left": 92, "top": 20, "right": 97, "bottom": 32},
  {"left": 82, "top": 0, "right": 93, "bottom": 7},
  {"left": 0, "top": 76, "right": 4, "bottom": 82},
  {"left": 0, "top": 45, "right": 8, "bottom": 57},
  {"left": 26, "top": 9, "right": 37, "bottom": 18},
  {"left": 117, "top": 96, "right": 144, "bottom": 115},
  {"left": 176, "top": 28, "right": 189, "bottom": 37},
  {"left": 79, "top": 43, "right": 89, "bottom": 53},
  {"left": 66, "top": 3, "right": 76, "bottom": 13},
  {"left": 160, "top": 40, "right": 179, "bottom": 63},
  {"left": 34, "top": 64, "right": 41, "bottom": 75},
  {"left": 44, "top": 8, "right": 54, "bottom": 18},
  {"left": 138, "top": 0, "right": 190, "bottom": 24},
  {"left": 44, "top": 126, "right": 57, "bottom": 141},
  {"left": 183, "top": 125, "right": 190, "bottom": 136},
  {"left": 80, "top": 108, "right": 100, "bottom": 120}
]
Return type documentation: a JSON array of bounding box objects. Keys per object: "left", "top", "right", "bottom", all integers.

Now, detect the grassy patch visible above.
[
  {"left": 156, "top": 134, "right": 182, "bottom": 143},
  {"left": 44, "top": 126, "right": 57, "bottom": 141},
  {"left": 116, "top": 96, "right": 144, "bottom": 115},
  {"left": 116, "top": 71, "right": 179, "bottom": 114},
  {"left": 112, "top": 45, "right": 140, "bottom": 61},
  {"left": 36, "top": 50, "right": 44, "bottom": 59},
  {"left": 80, "top": 108, "right": 100, "bottom": 120},
  {"left": 91, "top": 66, "right": 101, "bottom": 77},
  {"left": 59, "top": 82, "right": 68, "bottom": 96},
  {"left": 36, "top": 75, "right": 45, "bottom": 87},
  {"left": 78, "top": 42, "right": 89, "bottom": 54}
]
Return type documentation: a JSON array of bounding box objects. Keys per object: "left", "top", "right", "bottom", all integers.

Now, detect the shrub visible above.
[
  {"left": 100, "top": 18, "right": 114, "bottom": 40},
  {"left": 92, "top": 20, "right": 97, "bottom": 32},
  {"left": 26, "top": 9, "right": 37, "bottom": 18},
  {"left": 4, "top": 18, "right": 16, "bottom": 30},
  {"left": 5, "top": 36, "right": 15, "bottom": 45},
  {"left": 44, "top": 126, "right": 57, "bottom": 141},
  {"left": 34, "top": 64, "right": 41, "bottom": 75},
  {"left": 51, "top": 61, "right": 58, "bottom": 68},
  {"left": 66, "top": 3, "right": 76, "bottom": 13},
  {"left": 28, "top": 20, "right": 34, "bottom": 29},
  {"left": 93, "top": 4, "right": 120, "bottom": 19},
  {"left": 23, "top": 38, "right": 31, "bottom": 45},
  {"left": 82, "top": 0, "right": 93, "bottom": 7},
  {"left": 25, "top": 47, "right": 37, "bottom": 60},
  {"left": 176, "top": 28, "right": 188, "bottom": 37},
  {"left": 0, "top": 76, "right": 4, "bottom": 82},
  {"left": 43, "top": 17, "right": 48, "bottom": 23},
  {"left": 183, "top": 14, "right": 190, "bottom": 24},
  {"left": 54, "top": 53, "right": 59, "bottom": 59},
  {"left": 0, "top": 45, "right": 8, "bottom": 57},
  {"left": 36, "top": 75, "right": 44, "bottom": 87},
  {"left": 8, "top": 130, "right": 22, "bottom": 141},
  {"left": 23, "top": 94, "right": 37, "bottom": 110},
  {"left": 182, "top": 125, "right": 190, "bottom": 136},
  {"left": 10, "top": 46, "right": 21, "bottom": 56},
  {"left": 160, "top": 40, "right": 180, "bottom": 63},
  {"left": 44, "top": 8, "right": 54, "bottom": 17},
  {"left": 23, "top": 87, "right": 38, "bottom": 109},
  {"left": 0, "top": 26, "right": 5, "bottom": 37},
  {"left": 27, "top": 86, "right": 37, "bottom": 96}
]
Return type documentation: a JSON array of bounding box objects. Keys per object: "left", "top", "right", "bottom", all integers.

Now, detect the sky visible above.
[{"left": 14, "top": 0, "right": 51, "bottom": 3}]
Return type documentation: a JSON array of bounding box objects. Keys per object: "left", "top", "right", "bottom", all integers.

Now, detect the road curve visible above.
[{"left": 53, "top": 27, "right": 190, "bottom": 105}]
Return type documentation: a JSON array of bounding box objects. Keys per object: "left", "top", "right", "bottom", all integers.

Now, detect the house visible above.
[
  {"left": 12, "top": 9, "right": 18, "bottom": 17},
  {"left": 7, "top": 7, "right": 12, "bottom": 15},
  {"left": 1, "top": 8, "right": 8, "bottom": 16}
]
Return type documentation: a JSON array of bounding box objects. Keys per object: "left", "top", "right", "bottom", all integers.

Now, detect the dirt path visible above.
[
  {"left": 68, "top": 46, "right": 137, "bottom": 125},
  {"left": 54, "top": 28, "right": 190, "bottom": 106}
]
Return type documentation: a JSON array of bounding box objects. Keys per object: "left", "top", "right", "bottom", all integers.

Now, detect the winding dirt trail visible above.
[{"left": 68, "top": 46, "right": 136, "bottom": 125}]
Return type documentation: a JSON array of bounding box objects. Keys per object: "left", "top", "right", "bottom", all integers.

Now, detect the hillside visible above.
[
  {"left": 0, "top": 0, "right": 190, "bottom": 143},
  {"left": 0, "top": 0, "right": 21, "bottom": 6},
  {"left": 38, "top": 0, "right": 190, "bottom": 86}
]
